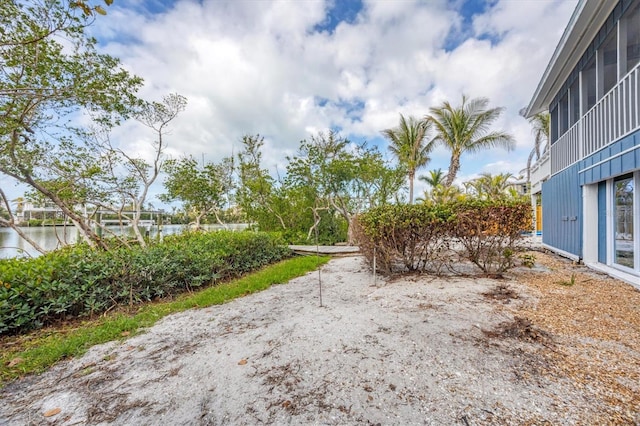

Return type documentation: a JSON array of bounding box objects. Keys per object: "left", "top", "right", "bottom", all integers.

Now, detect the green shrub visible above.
[
  {"left": 353, "top": 198, "right": 531, "bottom": 276},
  {"left": 353, "top": 203, "right": 453, "bottom": 274},
  {"left": 0, "top": 231, "right": 291, "bottom": 335}
]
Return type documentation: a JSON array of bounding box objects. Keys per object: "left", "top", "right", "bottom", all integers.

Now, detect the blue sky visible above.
[{"left": 2, "top": 0, "right": 579, "bottom": 205}]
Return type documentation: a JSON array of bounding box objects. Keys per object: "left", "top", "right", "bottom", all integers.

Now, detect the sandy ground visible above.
[{"left": 0, "top": 253, "right": 638, "bottom": 425}]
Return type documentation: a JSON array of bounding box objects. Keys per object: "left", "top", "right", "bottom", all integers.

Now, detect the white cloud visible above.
[{"left": 3, "top": 0, "right": 579, "bottom": 206}]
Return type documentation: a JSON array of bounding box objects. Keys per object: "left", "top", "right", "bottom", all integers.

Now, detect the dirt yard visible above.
[{"left": 1, "top": 251, "right": 639, "bottom": 425}]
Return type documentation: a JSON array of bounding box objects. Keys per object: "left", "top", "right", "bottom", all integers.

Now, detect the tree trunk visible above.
[
  {"left": 22, "top": 176, "right": 108, "bottom": 250},
  {"left": 193, "top": 212, "right": 205, "bottom": 230},
  {"left": 0, "top": 188, "right": 47, "bottom": 255},
  {"left": 130, "top": 202, "right": 147, "bottom": 247},
  {"left": 526, "top": 149, "right": 535, "bottom": 183},
  {"left": 0, "top": 219, "right": 47, "bottom": 255},
  {"left": 408, "top": 169, "right": 415, "bottom": 204},
  {"left": 445, "top": 154, "right": 461, "bottom": 187},
  {"left": 212, "top": 209, "right": 228, "bottom": 229},
  {"left": 347, "top": 216, "right": 356, "bottom": 245}
]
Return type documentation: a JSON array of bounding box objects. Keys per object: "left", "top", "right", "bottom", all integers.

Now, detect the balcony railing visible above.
[
  {"left": 551, "top": 63, "right": 640, "bottom": 174},
  {"left": 530, "top": 149, "right": 550, "bottom": 194},
  {"left": 551, "top": 122, "right": 579, "bottom": 173}
]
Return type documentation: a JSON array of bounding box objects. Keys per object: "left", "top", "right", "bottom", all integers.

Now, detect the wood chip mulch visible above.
[{"left": 510, "top": 251, "right": 640, "bottom": 424}]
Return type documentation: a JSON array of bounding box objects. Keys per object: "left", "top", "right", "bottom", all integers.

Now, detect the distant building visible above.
[{"left": 526, "top": 0, "right": 639, "bottom": 285}]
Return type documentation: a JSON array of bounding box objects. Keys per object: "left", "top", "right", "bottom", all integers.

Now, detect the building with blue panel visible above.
[{"left": 526, "top": 0, "right": 640, "bottom": 286}]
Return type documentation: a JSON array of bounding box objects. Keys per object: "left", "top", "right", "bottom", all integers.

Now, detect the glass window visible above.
[
  {"left": 559, "top": 92, "right": 569, "bottom": 135},
  {"left": 602, "top": 31, "right": 618, "bottom": 94},
  {"left": 569, "top": 79, "right": 580, "bottom": 125},
  {"left": 614, "top": 175, "right": 634, "bottom": 269},
  {"left": 625, "top": 3, "right": 640, "bottom": 73},
  {"left": 583, "top": 57, "right": 597, "bottom": 111},
  {"left": 550, "top": 104, "right": 558, "bottom": 143}
]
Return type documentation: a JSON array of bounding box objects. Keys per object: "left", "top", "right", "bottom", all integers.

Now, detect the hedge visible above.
[
  {"left": 353, "top": 198, "right": 532, "bottom": 276},
  {"left": 0, "top": 231, "right": 291, "bottom": 335}
]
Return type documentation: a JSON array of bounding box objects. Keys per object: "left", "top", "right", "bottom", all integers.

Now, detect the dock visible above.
[{"left": 288, "top": 245, "right": 360, "bottom": 256}]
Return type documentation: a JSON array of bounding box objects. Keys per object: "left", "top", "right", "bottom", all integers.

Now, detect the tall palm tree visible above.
[
  {"left": 524, "top": 112, "right": 550, "bottom": 182},
  {"left": 426, "top": 96, "right": 515, "bottom": 187},
  {"left": 381, "top": 114, "right": 433, "bottom": 204}
]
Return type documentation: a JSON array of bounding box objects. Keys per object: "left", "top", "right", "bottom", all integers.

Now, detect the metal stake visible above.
[
  {"left": 314, "top": 206, "right": 323, "bottom": 307},
  {"left": 373, "top": 246, "right": 377, "bottom": 287}
]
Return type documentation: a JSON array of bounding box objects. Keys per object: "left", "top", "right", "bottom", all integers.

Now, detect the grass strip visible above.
[{"left": 0, "top": 254, "right": 330, "bottom": 386}]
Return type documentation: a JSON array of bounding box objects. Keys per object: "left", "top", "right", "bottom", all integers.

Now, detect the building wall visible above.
[
  {"left": 541, "top": 162, "right": 583, "bottom": 258},
  {"left": 579, "top": 130, "right": 640, "bottom": 185}
]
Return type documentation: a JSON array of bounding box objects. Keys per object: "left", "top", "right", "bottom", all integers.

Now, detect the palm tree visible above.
[
  {"left": 419, "top": 168, "right": 446, "bottom": 189},
  {"left": 417, "top": 168, "right": 445, "bottom": 203},
  {"left": 524, "top": 112, "right": 550, "bottom": 182},
  {"left": 464, "top": 172, "right": 517, "bottom": 200},
  {"left": 426, "top": 96, "right": 515, "bottom": 187},
  {"left": 381, "top": 114, "right": 433, "bottom": 204}
]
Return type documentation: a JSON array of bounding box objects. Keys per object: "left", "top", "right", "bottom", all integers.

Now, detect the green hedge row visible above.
[
  {"left": 353, "top": 198, "right": 532, "bottom": 276},
  {"left": 0, "top": 231, "right": 291, "bottom": 335}
]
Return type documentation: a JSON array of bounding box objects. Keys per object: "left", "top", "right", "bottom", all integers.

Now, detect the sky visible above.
[{"left": 5, "top": 0, "right": 580, "bottom": 206}]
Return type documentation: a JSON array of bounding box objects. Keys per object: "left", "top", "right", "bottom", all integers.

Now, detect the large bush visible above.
[
  {"left": 0, "top": 231, "right": 291, "bottom": 335},
  {"left": 353, "top": 198, "right": 532, "bottom": 276},
  {"left": 353, "top": 203, "right": 454, "bottom": 274}
]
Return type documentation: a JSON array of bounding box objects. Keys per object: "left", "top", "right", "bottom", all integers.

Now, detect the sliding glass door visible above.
[{"left": 613, "top": 174, "right": 635, "bottom": 269}]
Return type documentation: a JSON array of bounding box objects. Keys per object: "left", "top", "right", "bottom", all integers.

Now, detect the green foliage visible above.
[
  {"left": 161, "top": 155, "right": 234, "bottom": 228},
  {"left": 0, "top": 231, "right": 291, "bottom": 335},
  {"left": 525, "top": 112, "right": 551, "bottom": 181},
  {"left": 558, "top": 273, "right": 576, "bottom": 287},
  {"left": 353, "top": 203, "right": 453, "bottom": 274},
  {"left": 381, "top": 114, "right": 433, "bottom": 204},
  {"left": 519, "top": 253, "right": 536, "bottom": 268},
  {"left": 463, "top": 172, "right": 525, "bottom": 201},
  {"left": 0, "top": 0, "right": 146, "bottom": 251},
  {"left": 425, "top": 96, "right": 515, "bottom": 187},
  {"left": 237, "top": 132, "right": 402, "bottom": 245},
  {"left": 353, "top": 197, "right": 532, "bottom": 276},
  {"left": 0, "top": 255, "right": 329, "bottom": 384}
]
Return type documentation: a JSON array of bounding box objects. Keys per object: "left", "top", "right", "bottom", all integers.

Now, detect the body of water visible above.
[{"left": 0, "top": 223, "right": 250, "bottom": 259}]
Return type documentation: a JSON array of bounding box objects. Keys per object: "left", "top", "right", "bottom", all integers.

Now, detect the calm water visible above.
[{"left": 0, "top": 224, "right": 249, "bottom": 259}]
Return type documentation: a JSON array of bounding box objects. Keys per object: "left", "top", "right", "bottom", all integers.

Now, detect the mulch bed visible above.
[{"left": 510, "top": 252, "right": 640, "bottom": 424}]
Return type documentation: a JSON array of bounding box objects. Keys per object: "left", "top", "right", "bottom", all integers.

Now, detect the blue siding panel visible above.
[
  {"left": 622, "top": 151, "right": 635, "bottom": 171},
  {"left": 611, "top": 155, "right": 622, "bottom": 176},
  {"left": 611, "top": 142, "right": 621, "bottom": 155},
  {"left": 584, "top": 156, "right": 593, "bottom": 167},
  {"left": 580, "top": 130, "right": 640, "bottom": 185},
  {"left": 542, "top": 163, "right": 582, "bottom": 257},
  {"left": 597, "top": 182, "right": 607, "bottom": 263},
  {"left": 593, "top": 165, "right": 601, "bottom": 182}
]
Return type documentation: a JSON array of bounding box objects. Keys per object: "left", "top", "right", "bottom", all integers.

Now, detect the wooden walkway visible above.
[{"left": 288, "top": 245, "right": 360, "bottom": 255}]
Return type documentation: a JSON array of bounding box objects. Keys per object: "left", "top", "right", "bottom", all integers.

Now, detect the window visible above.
[
  {"left": 569, "top": 79, "right": 580, "bottom": 125},
  {"left": 559, "top": 92, "right": 569, "bottom": 135},
  {"left": 625, "top": 2, "right": 640, "bottom": 73},
  {"left": 602, "top": 31, "right": 618, "bottom": 94},
  {"left": 613, "top": 174, "right": 634, "bottom": 269},
  {"left": 583, "top": 57, "right": 597, "bottom": 111},
  {"left": 550, "top": 104, "right": 559, "bottom": 143}
]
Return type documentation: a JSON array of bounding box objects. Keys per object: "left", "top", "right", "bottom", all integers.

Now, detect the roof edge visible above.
[{"left": 525, "top": 0, "right": 617, "bottom": 118}]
